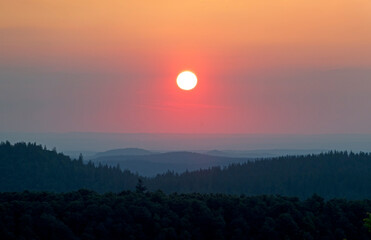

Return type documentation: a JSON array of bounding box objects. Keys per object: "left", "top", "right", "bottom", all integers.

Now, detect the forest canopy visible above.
[{"left": 0, "top": 190, "right": 371, "bottom": 240}]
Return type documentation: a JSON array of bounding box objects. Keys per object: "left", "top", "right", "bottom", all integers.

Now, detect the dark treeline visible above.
[
  {"left": 0, "top": 142, "right": 138, "bottom": 192},
  {"left": 147, "top": 151, "right": 371, "bottom": 199},
  {"left": 0, "top": 190, "right": 371, "bottom": 240},
  {"left": 1, "top": 142, "right": 371, "bottom": 199}
]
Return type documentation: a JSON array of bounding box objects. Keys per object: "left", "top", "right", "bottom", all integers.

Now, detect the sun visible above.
[{"left": 177, "top": 71, "right": 197, "bottom": 90}]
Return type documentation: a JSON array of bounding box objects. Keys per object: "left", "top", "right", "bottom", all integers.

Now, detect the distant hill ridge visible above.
[
  {"left": 90, "top": 151, "right": 247, "bottom": 176},
  {"left": 93, "top": 148, "right": 154, "bottom": 158},
  {"left": 90, "top": 148, "right": 327, "bottom": 176}
]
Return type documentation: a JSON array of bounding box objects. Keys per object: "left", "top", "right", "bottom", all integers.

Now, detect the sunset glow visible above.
[{"left": 0, "top": 0, "right": 370, "bottom": 133}]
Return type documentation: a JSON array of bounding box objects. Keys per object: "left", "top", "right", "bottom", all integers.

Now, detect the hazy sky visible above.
[{"left": 1, "top": 0, "right": 371, "bottom": 134}]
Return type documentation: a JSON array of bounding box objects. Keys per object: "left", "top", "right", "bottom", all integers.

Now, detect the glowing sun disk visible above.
[{"left": 177, "top": 71, "right": 197, "bottom": 90}]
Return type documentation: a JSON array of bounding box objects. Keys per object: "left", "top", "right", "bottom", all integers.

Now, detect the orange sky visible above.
[{"left": 0, "top": 0, "right": 371, "bottom": 133}]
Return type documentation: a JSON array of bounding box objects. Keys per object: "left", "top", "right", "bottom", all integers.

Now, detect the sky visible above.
[{"left": 1, "top": 0, "right": 371, "bottom": 134}]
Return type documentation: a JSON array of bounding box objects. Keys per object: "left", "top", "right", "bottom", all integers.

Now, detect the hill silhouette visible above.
[
  {"left": 147, "top": 151, "right": 371, "bottom": 199},
  {"left": 91, "top": 151, "right": 247, "bottom": 176},
  {"left": 0, "top": 142, "right": 138, "bottom": 192},
  {"left": 92, "top": 148, "right": 154, "bottom": 158},
  {"left": 90, "top": 148, "right": 327, "bottom": 176},
  {"left": 1, "top": 142, "right": 371, "bottom": 199}
]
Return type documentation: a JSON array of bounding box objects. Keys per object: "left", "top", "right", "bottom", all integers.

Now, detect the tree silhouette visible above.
[{"left": 136, "top": 178, "right": 147, "bottom": 193}]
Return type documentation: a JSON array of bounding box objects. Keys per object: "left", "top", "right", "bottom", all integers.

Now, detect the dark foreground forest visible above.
[
  {"left": 1, "top": 190, "right": 371, "bottom": 240},
  {"left": 1, "top": 142, "right": 371, "bottom": 199}
]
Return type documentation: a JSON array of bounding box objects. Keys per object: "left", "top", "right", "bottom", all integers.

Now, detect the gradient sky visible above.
[{"left": 1, "top": 0, "right": 371, "bottom": 134}]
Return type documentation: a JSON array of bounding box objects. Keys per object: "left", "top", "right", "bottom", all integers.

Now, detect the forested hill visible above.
[
  {"left": 1, "top": 142, "right": 371, "bottom": 199},
  {"left": 0, "top": 142, "right": 138, "bottom": 192},
  {"left": 147, "top": 151, "right": 371, "bottom": 199}
]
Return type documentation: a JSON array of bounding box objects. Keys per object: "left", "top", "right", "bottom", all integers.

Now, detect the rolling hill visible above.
[
  {"left": 92, "top": 148, "right": 154, "bottom": 158},
  {"left": 1, "top": 142, "right": 371, "bottom": 199},
  {"left": 89, "top": 151, "right": 250, "bottom": 176},
  {"left": 0, "top": 142, "right": 138, "bottom": 192}
]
